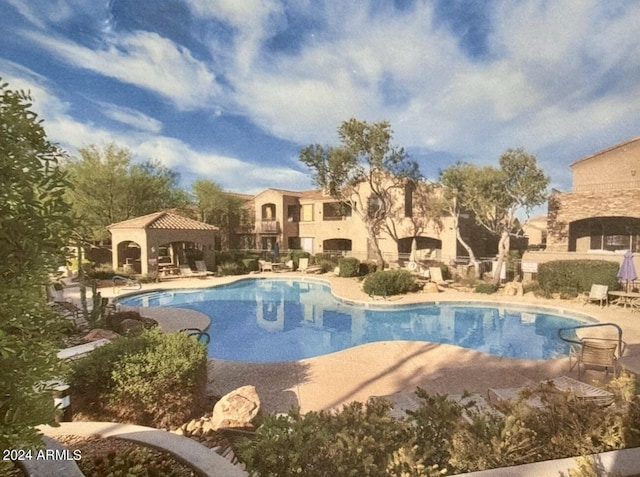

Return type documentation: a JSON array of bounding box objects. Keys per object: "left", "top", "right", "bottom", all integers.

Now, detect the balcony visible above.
[{"left": 255, "top": 220, "right": 280, "bottom": 234}]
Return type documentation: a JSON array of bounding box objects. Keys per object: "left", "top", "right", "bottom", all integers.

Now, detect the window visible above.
[
  {"left": 323, "top": 202, "right": 351, "bottom": 220},
  {"left": 287, "top": 205, "right": 300, "bottom": 222},
  {"left": 404, "top": 182, "right": 414, "bottom": 218},
  {"left": 301, "top": 204, "right": 314, "bottom": 222}
]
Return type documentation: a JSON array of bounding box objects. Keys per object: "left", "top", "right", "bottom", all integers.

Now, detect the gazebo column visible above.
[{"left": 112, "top": 240, "right": 121, "bottom": 271}]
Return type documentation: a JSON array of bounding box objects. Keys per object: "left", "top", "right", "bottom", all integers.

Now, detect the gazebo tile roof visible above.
[{"left": 108, "top": 212, "right": 218, "bottom": 231}]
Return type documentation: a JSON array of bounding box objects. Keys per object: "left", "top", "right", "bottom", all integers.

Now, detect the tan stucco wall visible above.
[{"left": 572, "top": 139, "right": 640, "bottom": 191}]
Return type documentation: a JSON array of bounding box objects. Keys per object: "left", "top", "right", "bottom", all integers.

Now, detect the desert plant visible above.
[
  {"left": 363, "top": 270, "right": 420, "bottom": 297},
  {"left": 237, "top": 399, "right": 423, "bottom": 477},
  {"left": 68, "top": 329, "right": 208, "bottom": 428},
  {"left": 217, "top": 261, "right": 245, "bottom": 276},
  {"left": 359, "top": 262, "right": 378, "bottom": 276},
  {"left": 474, "top": 283, "right": 497, "bottom": 294},
  {"left": 338, "top": 257, "right": 360, "bottom": 277}
]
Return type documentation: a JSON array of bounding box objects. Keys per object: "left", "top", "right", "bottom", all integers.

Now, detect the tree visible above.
[
  {"left": 0, "top": 79, "right": 73, "bottom": 456},
  {"left": 65, "top": 143, "right": 188, "bottom": 240},
  {"left": 191, "top": 179, "right": 246, "bottom": 249},
  {"left": 300, "top": 119, "right": 420, "bottom": 268},
  {"left": 381, "top": 178, "right": 445, "bottom": 251},
  {"left": 443, "top": 149, "right": 549, "bottom": 285},
  {"left": 439, "top": 163, "right": 494, "bottom": 277}
]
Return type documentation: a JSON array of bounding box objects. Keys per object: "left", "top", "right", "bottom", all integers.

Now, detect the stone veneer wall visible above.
[{"left": 547, "top": 188, "right": 640, "bottom": 252}]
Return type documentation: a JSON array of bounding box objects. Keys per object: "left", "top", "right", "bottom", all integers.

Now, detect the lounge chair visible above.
[
  {"left": 569, "top": 337, "right": 619, "bottom": 379},
  {"left": 49, "top": 300, "right": 88, "bottom": 329},
  {"left": 258, "top": 260, "right": 273, "bottom": 272},
  {"left": 582, "top": 284, "right": 609, "bottom": 307},
  {"left": 178, "top": 264, "right": 207, "bottom": 278},
  {"left": 298, "top": 257, "right": 323, "bottom": 274},
  {"left": 194, "top": 260, "right": 214, "bottom": 276},
  {"left": 488, "top": 375, "right": 614, "bottom": 407}
]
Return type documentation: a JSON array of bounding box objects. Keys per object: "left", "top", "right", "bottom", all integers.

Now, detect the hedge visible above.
[
  {"left": 363, "top": 269, "right": 420, "bottom": 296},
  {"left": 537, "top": 260, "right": 620, "bottom": 294}
]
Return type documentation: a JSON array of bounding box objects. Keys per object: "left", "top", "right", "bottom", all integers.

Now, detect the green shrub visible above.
[
  {"left": 358, "top": 262, "right": 378, "bottom": 276},
  {"left": 317, "top": 259, "right": 336, "bottom": 273},
  {"left": 475, "top": 283, "right": 497, "bottom": 294},
  {"left": 522, "top": 280, "right": 539, "bottom": 294},
  {"left": 314, "top": 253, "right": 341, "bottom": 264},
  {"left": 286, "top": 250, "right": 311, "bottom": 270},
  {"left": 68, "top": 329, "right": 208, "bottom": 428},
  {"left": 537, "top": 260, "right": 619, "bottom": 294},
  {"left": 217, "top": 261, "right": 245, "bottom": 276},
  {"left": 242, "top": 258, "right": 259, "bottom": 272},
  {"left": 363, "top": 270, "right": 420, "bottom": 296},
  {"left": 237, "top": 399, "right": 421, "bottom": 477},
  {"left": 338, "top": 257, "right": 360, "bottom": 277},
  {"left": 235, "top": 373, "right": 640, "bottom": 476}
]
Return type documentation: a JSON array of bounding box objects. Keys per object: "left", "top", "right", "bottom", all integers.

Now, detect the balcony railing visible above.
[{"left": 255, "top": 220, "right": 280, "bottom": 234}]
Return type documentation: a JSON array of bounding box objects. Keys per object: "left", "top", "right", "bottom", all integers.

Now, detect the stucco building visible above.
[
  {"left": 547, "top": 136, "right": 640, "bottom": 253},
  {"left": 248, "top": 183, "right": 491, "bottom": 265}
]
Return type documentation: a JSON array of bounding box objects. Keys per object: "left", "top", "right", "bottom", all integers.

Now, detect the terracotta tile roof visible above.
[{"left": 108, "top": 212, "right": 219, "bottom": 231}]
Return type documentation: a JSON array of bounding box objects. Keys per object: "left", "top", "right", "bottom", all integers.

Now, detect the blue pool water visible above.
[{"left": 117, "top": 278, "right": 589, "bottom": 363}]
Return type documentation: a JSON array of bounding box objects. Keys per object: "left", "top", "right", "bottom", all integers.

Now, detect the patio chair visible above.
[
  {"left": 258, "top": 260, "right": 273, "bottom": 272},
  {"left": 298, "top": 257, "right": 323, "bottom": 274},
  {"left": 178, "top": 264, "right": 207, "bottom": 278},
  {"left": 194, "top": 260, "right": 214, "bottom": 276},
  {"left": 49, "top": 300, "right": 89, "bottom": 329},
  {"left": 569, "top": 337, "right": 619, "bottom": 379},
  {"left": 582, "top": 284, "right": 609, "bottom": 307}
]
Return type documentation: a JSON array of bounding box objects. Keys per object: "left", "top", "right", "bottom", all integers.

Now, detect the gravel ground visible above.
[{"left": 55, "top": 435, "right": 199, "bottom": 476}]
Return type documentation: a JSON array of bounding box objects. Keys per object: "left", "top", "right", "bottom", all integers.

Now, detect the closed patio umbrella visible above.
[
  {"left": 409, "top": 237, "right": 418, "bottom": 263},
  {"left": 617, "top": 250, "right": 637, "bottom": 292}
]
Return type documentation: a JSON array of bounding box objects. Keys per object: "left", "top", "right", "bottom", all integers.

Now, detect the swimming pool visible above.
[{"left": 117, "top": 278, "right": 590, "bottom": 362}]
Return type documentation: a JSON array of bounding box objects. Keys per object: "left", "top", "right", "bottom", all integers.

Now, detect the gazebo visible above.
[{"left": 108, "top": 212, "right": 219, "bottom": 276}]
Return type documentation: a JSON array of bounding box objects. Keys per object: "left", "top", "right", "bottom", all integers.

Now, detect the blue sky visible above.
[{"left": 2, "top": 0, "right": 640, "bottom": 199}]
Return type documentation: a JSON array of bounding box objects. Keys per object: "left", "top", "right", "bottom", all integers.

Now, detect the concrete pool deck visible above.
[{"left": 67, "top": 273, "right": 640, "bottom": 414}]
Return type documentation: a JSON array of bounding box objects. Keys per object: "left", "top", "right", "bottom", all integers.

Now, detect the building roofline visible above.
[{"left": 570, "top": 135, "right": 640, "bottom": 167}]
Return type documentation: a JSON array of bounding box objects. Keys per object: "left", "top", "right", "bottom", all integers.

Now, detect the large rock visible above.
[
  {"left": 211, "top": 385, "right": 260, "bottom": 431},
  {"left": 422, "top": 282, "right": 440, "bottom": 294},
  {"left": 82, "top": 328, "right": 120, "bottom": 342},
  {"left": 503, "top": 280, "right": 524, "bottom": 297}
]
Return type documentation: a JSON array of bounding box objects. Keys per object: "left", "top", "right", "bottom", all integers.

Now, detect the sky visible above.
[{"left": 2, "top": 0, "right": 640, "bottom": 202}]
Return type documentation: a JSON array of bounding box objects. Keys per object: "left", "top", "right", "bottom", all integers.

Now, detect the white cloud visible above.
[
  {"left": 96, "top": 102, "right": 163, "bottom": 133},
  {"left": 24, "top": 30, "right": 221, "bottom": 111},
  {"left": 211, "top": 0, "right": 640, "bottom": 171}
]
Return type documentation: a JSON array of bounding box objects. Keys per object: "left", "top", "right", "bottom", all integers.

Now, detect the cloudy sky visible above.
[{"left": 2, "top": 0, "right": 640, "bottom": 196}]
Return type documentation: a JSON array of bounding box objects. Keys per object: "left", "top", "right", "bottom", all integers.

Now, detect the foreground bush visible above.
[
  {"left": 338, "top": 257, "right": 360, "bottom": 277},
  {"left": 237, "top": 373, "right": 640, "bottom": 476},
  {"left": 537, "top": 260, "right": 619, "bottom": 294},
  {"left": 363, "top": 269, "right": 420, "bottom": 296},
  {"left": 68, "top": 329, "right": 208, "bottom": 428}
]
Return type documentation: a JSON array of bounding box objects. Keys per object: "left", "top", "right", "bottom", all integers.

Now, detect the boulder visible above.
[
  {"left": 82, "top": 328, "right": 120, "bottom": 343},
  {"left": 211, "top": 385, "right": 260, "bottom": 431},
  {"left": 422, "top": 282, "right": 440, "bottom": 294},
  {"left": 503, "top": 280, "right": 524, "bottom": 297}
]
